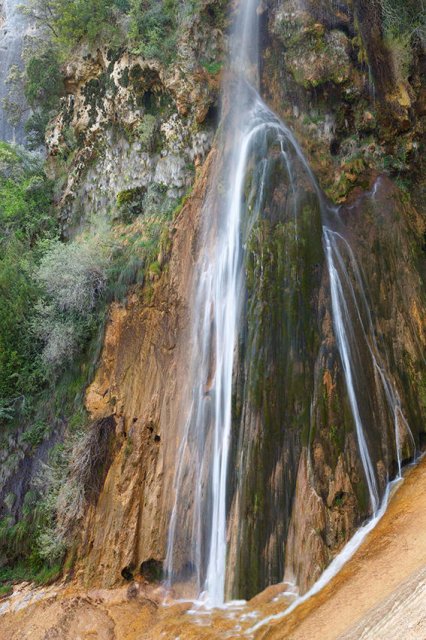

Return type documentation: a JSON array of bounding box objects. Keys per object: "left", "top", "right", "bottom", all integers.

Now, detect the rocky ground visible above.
[{"left": 0, "top": 455, "right": 425, "bottom": 639}]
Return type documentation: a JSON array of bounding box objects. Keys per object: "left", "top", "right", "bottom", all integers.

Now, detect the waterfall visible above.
[
  {"left": 0, "top": 0, "right": 30, "bottom": 143},
  {"left": 165, "top": 0, "right": 415, "bottom": 606},
  {"left": 323, "top": 226, "right": 415, "bottom": 491},
  {"left": 324, "top": 228, "right": 380, "bottom": 511},
  {"left": 165, "top": 0, "right": 261, "bottom": 605}
]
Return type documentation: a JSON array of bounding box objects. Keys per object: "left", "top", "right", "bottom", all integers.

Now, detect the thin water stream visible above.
[{"left": 0, "top": 0, "right": 30, "bottom": 143}]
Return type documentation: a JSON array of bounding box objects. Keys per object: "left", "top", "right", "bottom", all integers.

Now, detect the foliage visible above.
[
  {"left": 381, "top": 0, "right": 426, "bottom": 43},
  {"left": 35, "top": 417, "right": 115, "bottom": 561},
  {"left": 135, "top": 114, "right": 160, "bottom": 151},
  {"left": 129, "top": 0, "right": 178, "bottom": 62},
  {"left": 36, "top": 238, "right": 109, "bottom": 315},
  {"left": 25, "top": 48, "right": 63, "bottom": 111},
  {"left": 381, "top": 0, "right": 426, "bottom": 84},
  {"left": 21, "top": 421, "right": 49, "bottom": 448},
  {"left": 0, "top": 143, "right": 55, "bottom": 408},
  {"left": 32, "top": 234, "right": 110, "bottom": 372},
  {"left": 0, "top": 143, "right": 54, "bottom": 241},
  {"left": 21, "top": 0, "right": 127, "bottom": 53},
  {"left": 201, "top": 61, "right": 223, "bottom": 75},
  {"left": 24, "top": 47, "right": 64, "bottom": 148}
]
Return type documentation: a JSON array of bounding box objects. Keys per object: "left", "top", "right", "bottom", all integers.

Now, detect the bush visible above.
[
  {"left": 22, "top": 0, "right": 127, "bottom": 53},
  {"left": 34, "top": 417, "right": 115, "bottom": 562},
  {"left": 381, "top": 0, "right": 426, "bottom": 84},
  {"left": 381, "top": 0, "right": 425, "bottom": 42},
  {"left": 21, "top": 420, "right": 49, "bottom": 448},
  {"left": 36, "top": 238, "right": 109, "bottom": 314},
  {"left": 129, "top": 0, "right": 178, "bottom": 62},
  {"left": 135, "top": 114, "right": 160, "bottom": 151},
  {"left": 0, "top": 143, "right": 54, "bottom": 242},
  {"left": 33, "top": 235, "right": 110, "bottom": 372},
  {"left": 23, "top": 47, "right": 64, "bottom": 148}
]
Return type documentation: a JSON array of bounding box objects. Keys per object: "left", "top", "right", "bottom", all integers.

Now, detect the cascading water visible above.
[
  {"left": 165, "top": 0, "right": 261, "bottom": 605},
  {"left": 165, "top": 0, "right": 417, "bottom": 607},
  {"left": 0, "top": 0, "right": 30, "bottom": 143},
  {"left": 323, "top": 225, "right": 416, "bottom": 490}
]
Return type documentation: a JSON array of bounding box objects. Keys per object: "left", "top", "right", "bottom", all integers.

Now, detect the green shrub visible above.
[
  {"left": 0, "top": 142, "right": 55, "bottom": 242},
  {"left": 381, "top": 0, "right": 425, "bottom": 84},
  {"left": 21, "top": 421, "right": 49, "bottom": 448},
  {"left": 32, "top": 235, "right": 110, "bottom": 372},
  {"left": 129, "top": 0, "right": 178, "bottom": 63},
  {"left": 135, "top": 114, "right": 160, "bottom": 151},
  {"left": 22, "top": 0, "right": 127, "bottom": 53},
  {"left": 23, "top": 47, "right": 64, "bottom": 147},
  {"left": 116, "top": 186, "right": 146, "bottom": 222},
  {"left": 201, "top": 61, "right": 223, "bottom": 75},
  {"left": 381, "top": 0, "right": 425, "bottom": 42}
]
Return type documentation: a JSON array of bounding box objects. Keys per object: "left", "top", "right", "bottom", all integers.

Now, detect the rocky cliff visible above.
[{"left": 0, "top": 0, "right": 425, "bottom": 605}]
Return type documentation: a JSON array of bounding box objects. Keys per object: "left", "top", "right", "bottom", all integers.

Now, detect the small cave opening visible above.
[
  {"left": 333, "top": 491, "right": 347, "bottom": 508},
  {"left": 204, "top": 102, "right": 220, "bottom": 128},
  {"left": 140, "top": 559, "right": 163, "bottom": 583},
  {"left": 121, "top": 566, "right": 134, "bottom": 581},
  {"left": 330, "top": 138, "right": 340, "bottom": 156}
]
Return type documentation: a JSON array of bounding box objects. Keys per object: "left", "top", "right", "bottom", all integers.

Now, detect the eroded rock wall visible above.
[{"left": 74, "top": 151, "right": 215, "bottom": 587}]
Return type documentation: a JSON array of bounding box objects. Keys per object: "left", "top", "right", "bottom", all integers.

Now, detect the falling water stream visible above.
[
  {"left": 165, "top": 0, "right": 415, "bottom": 610},
  {"left": 0, "top": 0, "right": 30, "bottom": 143}
]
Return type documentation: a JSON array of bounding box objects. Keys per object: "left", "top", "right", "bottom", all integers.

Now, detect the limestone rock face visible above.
[
  {"left": 272, "top": 5, "right": 352, "bottom": 88},
  {"left": 53, "top": 0, "right": 425, "bottom": 600},
  {"left": 44, "top": 3, "right": 225, "bottom": 231},
  {"left": 284, "top": 449, "right": 328, "bottom": 593},
  {"left": 75, "top": 153, "right": 215, "bottom": 588},
  {"left": 264, "top": 0, "right": 425, "bottom": 203}
]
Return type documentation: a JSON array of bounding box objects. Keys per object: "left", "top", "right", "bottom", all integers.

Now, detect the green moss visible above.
[
  {"left": 231, "top": 150, "right": 326, "bottom": 598},
  {"left": 148, "top": 260, "right": 161, "bottom": 278},
  {"left": 135, "top": 114, "right": 159, "bottom": 152},
  {"left": 0, "top": 561, "right": 62, "bottom": 592},
  {"left": 0, "top": 584, "right": 13, "bottom": 597},
  {"left": 354, "top": 477, "right": 370, "bottom": 515},
  {"left": 201, "top": 60, "right": 223, "bottom": 75},
  {"left": 118, "top": 67, "right": 130, "bottom": 88},
  {"left": 116, "top": 187, "right": 145, "bottom": 208},
  {"left": 81, "top": 72, "right": 117, "bottom": 129}
]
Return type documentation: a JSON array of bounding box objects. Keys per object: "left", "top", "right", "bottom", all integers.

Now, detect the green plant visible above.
[
  {"left": 129, "top": 0, "right": 178, "bottom": 63},
  {"left": 21, "top": 421, "right": 49, "bottom": 448},
  {"left": 381, "top": 0, "right": 425, "bottom": 42},
  {"left": 32, "top": 234, "right": 110, "bottom": 373},
  {"left": 381, "top": 0, "right": 425, "bottom": 85},
  {"left": 21, "top": 0, "right": 127, "bottom": 54},
  {"left": 135, "top": 114, "right": 159, "bottom": 151},
  {"left": 201, "top": 61, "right": 223, "bottom": 75}
]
